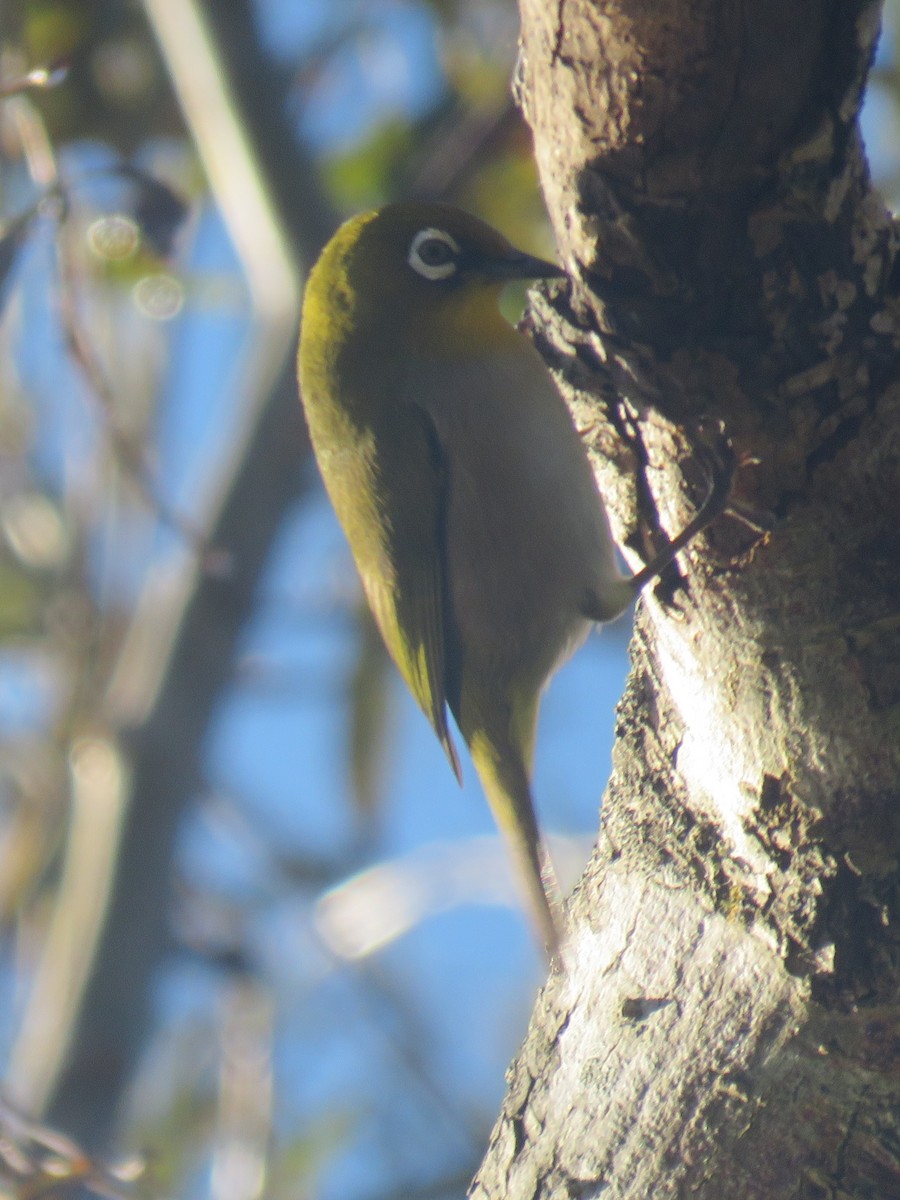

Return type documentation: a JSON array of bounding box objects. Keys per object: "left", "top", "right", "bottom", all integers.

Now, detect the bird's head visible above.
[{"left": 304, "top": 203, "right": 564, "bottom": 358}]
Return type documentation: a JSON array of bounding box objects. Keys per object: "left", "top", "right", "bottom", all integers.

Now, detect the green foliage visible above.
[
  {"left": 323, "top": 118, "right": 417, "bottom": 212},
  {"left": 0, "top": 558, "right": 42, "bottom": 639}
]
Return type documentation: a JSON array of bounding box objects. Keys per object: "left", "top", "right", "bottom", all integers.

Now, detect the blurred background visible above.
[{"left": 0, "top": 2, "right": 897, "bottom": 1197}]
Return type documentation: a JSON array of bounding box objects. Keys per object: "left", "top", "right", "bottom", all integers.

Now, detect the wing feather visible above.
[{"left": 326, "top": 400, "right": 461, "bottom": 782}]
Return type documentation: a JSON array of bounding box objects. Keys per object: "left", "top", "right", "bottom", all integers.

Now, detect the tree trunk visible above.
[{"left": 472, "top": 1, "right": 900, "bottom": 1196}]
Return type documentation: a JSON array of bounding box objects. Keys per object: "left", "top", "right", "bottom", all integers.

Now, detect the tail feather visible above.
[{"left": 468, "top": 731, "right": 564, "bottom": 960}]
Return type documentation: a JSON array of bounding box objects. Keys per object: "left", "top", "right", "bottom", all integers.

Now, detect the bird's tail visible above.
[{"left": 467, "top": 728, "right": 564, "bottom": 960}]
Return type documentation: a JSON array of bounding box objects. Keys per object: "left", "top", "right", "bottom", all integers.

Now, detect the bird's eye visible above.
[
  {"left": 417, "top": 238, "right": 453, "bottom": 266},
  {"left": 408, "top": 228, "right": 460, "bottom": 281}
]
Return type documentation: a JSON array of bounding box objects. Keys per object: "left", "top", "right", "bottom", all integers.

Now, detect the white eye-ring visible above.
[{"left": 407, "top": 228, "right": 460, "bottom": 280}]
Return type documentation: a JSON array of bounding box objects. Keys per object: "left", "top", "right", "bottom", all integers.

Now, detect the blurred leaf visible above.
[
  {"left": 0, "top": 559, "right": 43, "bottom": 639},
  {"left": 3, "top": 491, "right": 70, "bottom": 572},
  {"left": 0, "top": 781, "right": 61, "bottom": 927},
  {"left": 266, "top": 1111, "right": 356, "bottom": 1200},
  {"left": 21, "top": 0, "right": 90, "bottom": 62},
  {"left": 129, "top": 1066, "right": 216, "bottom": 1193},
  {"left": 441, "top": 31, "right": 514, "bottom": 109},
  {"left": 419, "top": 0, "right": 467, "bottom": 23},
  {"left": 452, "top": 119, "right": 546, "bottom": 244},
  {"left": 323, "top": 117, "right": 416, "bottom": 211}
]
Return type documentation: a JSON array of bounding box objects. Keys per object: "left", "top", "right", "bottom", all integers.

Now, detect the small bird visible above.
[{"left": 298, "top": 203, "right": 729, "bottom": 958}]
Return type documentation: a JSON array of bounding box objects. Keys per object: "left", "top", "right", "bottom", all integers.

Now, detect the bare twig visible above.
[
  {"left": 0, "top": 58, "right": 69, "bottom": 100},
  {"left": 0, "top": 1094, "right": 147, "bottom": 1199}
]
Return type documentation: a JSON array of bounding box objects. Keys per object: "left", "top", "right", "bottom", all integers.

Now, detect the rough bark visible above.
[{"left": 473, "top": 1, "right": 900, "bottom": 1197}]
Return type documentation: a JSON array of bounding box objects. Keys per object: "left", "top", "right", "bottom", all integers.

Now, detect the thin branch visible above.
[
  {"left": 45, "top": 0, "right": 337, "bottom": 1147},
  {"left": 0, "top": 1094, "right": 147, "bottom": 1200},
  {"left": 0, "top": 58, "right": 69, "bottom": 99}
]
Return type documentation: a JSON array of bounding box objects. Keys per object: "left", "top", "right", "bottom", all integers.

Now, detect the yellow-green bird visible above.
[{"left": 298, "top": 203, "right": 728, "bottom": 958}]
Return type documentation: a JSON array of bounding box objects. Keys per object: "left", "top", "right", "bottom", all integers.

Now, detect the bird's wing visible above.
[{"left": 358, "top": 402, "right": 462, "bottom": 784}]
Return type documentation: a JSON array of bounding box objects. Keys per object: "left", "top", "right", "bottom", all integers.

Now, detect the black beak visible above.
[{"left": 479, "top": 250, "right": 566, "bottom": 281}]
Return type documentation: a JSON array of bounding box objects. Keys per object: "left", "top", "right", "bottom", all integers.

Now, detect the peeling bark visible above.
[{"left": 473, "top": 1, "right": 900, "bottom": 1196}]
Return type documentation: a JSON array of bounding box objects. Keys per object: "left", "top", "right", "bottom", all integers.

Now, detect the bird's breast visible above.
[{"left": 407, "top": 348, "right": 619, "bottom": 682}]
